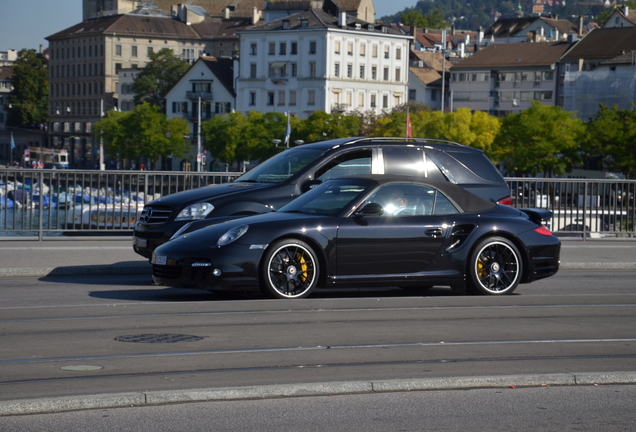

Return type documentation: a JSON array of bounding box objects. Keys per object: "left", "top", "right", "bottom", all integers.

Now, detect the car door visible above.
[{"left": 335, "top": 183, "right": 449, "bottom": 276}]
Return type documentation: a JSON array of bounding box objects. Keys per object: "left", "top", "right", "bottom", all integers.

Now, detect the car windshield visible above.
[
  {"left": 279, "top": 178, "right": 371, "bottom": 217},
  {"left": 234, "top": 147, "right": 325, "bottom": 184}
]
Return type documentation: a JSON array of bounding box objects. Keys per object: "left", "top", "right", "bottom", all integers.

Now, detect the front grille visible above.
[
  {"left": 140, "top": 205, "right": 173, "bottom": 225},
  {"left": 153, "top": 264, "right": 182, "bottom": 279}
]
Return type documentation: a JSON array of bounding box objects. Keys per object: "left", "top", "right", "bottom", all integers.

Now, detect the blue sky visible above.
[{"left": 0, "top": 0, "right": 416, "bottom": 52}]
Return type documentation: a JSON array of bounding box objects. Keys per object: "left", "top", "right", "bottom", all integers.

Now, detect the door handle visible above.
[{"left": 425, "top": 228, "right": 444, "bottom": 237}]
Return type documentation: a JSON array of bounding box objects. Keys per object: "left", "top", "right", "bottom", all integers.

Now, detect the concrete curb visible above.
[
  {"left": 1, "top": 372, "right": 635, "bottom": 416},
  {"left": 0, "top": 262, "right": 635, "bottom": 279}
]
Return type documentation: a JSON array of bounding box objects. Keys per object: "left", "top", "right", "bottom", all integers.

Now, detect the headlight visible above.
[
  {"left": 175, "top": 202, "right": 214, "bottom": 221},
  {"left": 217, "top": 225, "right": 249, "bottom": 247}
]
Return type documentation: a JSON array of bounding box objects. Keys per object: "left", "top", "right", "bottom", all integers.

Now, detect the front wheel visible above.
[
  {"left": 466, "top": 237, "right": 522, "bottom": 295},
  {"left": 262, "top": 239, "right": 319, "bottom": 299}
]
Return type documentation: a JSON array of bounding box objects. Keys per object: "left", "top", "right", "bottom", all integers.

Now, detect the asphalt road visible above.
[{"left": 1, "top": 269, "right": 635, "bottom": 416}]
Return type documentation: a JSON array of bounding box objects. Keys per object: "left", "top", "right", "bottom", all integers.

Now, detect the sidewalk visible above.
[{"left": 0, "top": 237, "right": 636, "bottom": 278}]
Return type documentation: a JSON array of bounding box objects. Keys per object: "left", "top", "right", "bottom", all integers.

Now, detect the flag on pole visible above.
[
  {"left": 406, "top": 111, "right": 412, "bottom": 138},
  {"left": 284, "top": 112, "right": 291, "bottom": 147},
  {"left": 11, "top": 132, "right": 16, "bottom": 150}
]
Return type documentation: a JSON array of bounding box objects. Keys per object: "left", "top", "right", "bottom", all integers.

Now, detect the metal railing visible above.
[
  {"left": 1, "top": 168, "right": 241, "bottom": 239},
  {"left": 507, "top": 178, "right": 635, "bottom": 239},
  {"left": 1, "top": 170, "right": 635, "bottom": 240}
]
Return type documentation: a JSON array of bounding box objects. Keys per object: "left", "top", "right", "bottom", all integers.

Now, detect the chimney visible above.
[
  {"left": 338, "top": 11, "right": 347, "bottom": 28},
  {"left": 624, "top": 5, "right": 629, "bottom": 15},
  {"left": 478, "top": 27, "right": 484, "bottom": 44},
  {"left": 555, "top": 30, "right": 559, "bottom": 41},
  {"left": 252, "top": 7, "right": 259, "bottom": 24},
  {"left": 224, "top": 7, "right": 230, "bottom": 19},
  {"left": 410, "top": 25, "right": 417, "bottom": 36},
  {"left": 578, "top": 15, "right": 584, "bottom": 37}
]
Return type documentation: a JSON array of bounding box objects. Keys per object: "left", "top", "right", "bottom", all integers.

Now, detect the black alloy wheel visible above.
[
  {"left": 467, "top": 237, "right": 522, "bottom": 295},
  {"left": 262, "top": 239, "right": 319, "bottom": 299}
]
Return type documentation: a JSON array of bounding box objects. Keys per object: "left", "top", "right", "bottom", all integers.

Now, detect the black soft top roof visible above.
[{"left": 335, "top": 175, "right": 498, "bottom": 214}]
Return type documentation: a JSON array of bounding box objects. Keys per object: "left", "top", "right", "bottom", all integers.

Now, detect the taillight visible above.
[
  {"left": 534, "top": 225, "right": 553, "bottom": 236},
  {"left": 497, "top": 196, "right": 513, "bottom": 206}
]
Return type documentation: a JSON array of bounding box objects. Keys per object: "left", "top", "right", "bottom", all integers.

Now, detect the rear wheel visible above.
[
  {"left": 466, "top": 237, "right": 522, "bottom": 295},
  {"left": 262, "top": 239, "right": 319, "bottom": 299}
]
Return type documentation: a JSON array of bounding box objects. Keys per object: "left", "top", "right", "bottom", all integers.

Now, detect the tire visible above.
[
  {"left": 466, "top": 237, "right": 522, "bottom": 295},
  {"left": 262, "top": 239, "right": 319, "bottom": 299}
]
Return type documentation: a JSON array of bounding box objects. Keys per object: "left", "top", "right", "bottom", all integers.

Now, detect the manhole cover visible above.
[{"left": 114, "top": 334, "right": 205, "bottom": 343}]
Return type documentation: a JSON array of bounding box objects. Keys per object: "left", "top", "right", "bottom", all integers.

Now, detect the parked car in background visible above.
[
  {"left": 134, "top": 137, "right": 512, "bottom": 259},
  {"left": 151, "top": 175, "right": 560, "bottom": 298}
]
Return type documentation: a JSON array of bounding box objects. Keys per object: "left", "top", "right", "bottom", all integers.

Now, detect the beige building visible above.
[{"left": 47, "top": 2, "right": 252, "bottom": 167}]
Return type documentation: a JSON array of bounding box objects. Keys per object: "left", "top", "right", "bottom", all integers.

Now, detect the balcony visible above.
[
  {"left": 184, "top": 111, "right": 215, "bottom": 121},
  {"left": 186, "top": 91, "right": 213, "bottom": 100},
  {"left": 332, "top": 103, "right": 349, "bottom": 112}
]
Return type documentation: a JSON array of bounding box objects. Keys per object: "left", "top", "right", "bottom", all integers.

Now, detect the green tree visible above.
[
  {"left": 586, "top": 104, "right": 636, "bottom": 178},
  {"left": 95, "top": 103, "right": 189, "bottom": 167},
  {"left": 296, "top": 111, "right": 359, "bottom": 143},
  {"left": 201, "top": 111, "right": 287, "bottom": 170},
  {"left": 6, "top": 49, "right": 48, "bottom": 127},
  {"left": 493, "top": 101, "right": 587, "bottom": 177},
  {"left": 400, "top": 8, "right": 447, "bottom": 29},
  {"left": 132, "top": 49, "right": 190, "bottom": 113}
]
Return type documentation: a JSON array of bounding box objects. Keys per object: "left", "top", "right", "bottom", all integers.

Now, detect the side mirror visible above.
[
  {"left": 354, "top": 202, "right": 384, "bottom": 217},
  {"left": 301, "top": 179, "right": 322, "bottom": 193}
]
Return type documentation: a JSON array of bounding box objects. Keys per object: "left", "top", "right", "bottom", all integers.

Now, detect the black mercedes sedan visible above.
[{"left": 151, "top": 176, "right": 560, "bottom": 299}]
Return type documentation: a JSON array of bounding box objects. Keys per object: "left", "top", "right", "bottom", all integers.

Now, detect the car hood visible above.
[{"left": 147, "top": 181, "right": 278, "bottom": 207}]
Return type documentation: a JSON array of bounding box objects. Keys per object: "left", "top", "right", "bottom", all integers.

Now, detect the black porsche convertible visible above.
[{"left": 151, "top": 175, "right": 560, "bottom": 298}]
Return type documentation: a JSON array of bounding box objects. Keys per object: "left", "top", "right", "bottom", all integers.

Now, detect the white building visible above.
[
  {"left": 165, "top": 56, "right": 236, "bottom": 171},
  {"left": 235, "top": 9, "right": 411, "bottom": 119}
]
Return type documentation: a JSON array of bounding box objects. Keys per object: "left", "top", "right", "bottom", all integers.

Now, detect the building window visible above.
[
  {"left": 360, "top": 44, "right": 366, "bottom": 57},
  {"left": 131, "top": 46, "right": 137, "bottom": 57},
  {"left": 335, "top": 41, "right": 341, "bottom": 54},
  {"left": 309, "top": 41, "right": 317, "bottom": 54},
  {"left": 396, "top": 47, "right": 401, "bottom": 60},
  {"left": 370, "top": 94, "right": 376, "bottom": 107},
  {"left": 250, "top": 43, "right": 257, "bottom": 55},
  {"left": 267, "top": 92, "right": 275, "bottom": 105},
  {"left": 291, "top": 42, "right": 297, "bottom": 55},
  {"left": 250, "top": 63, "right": 257, "bottom": 78},
  {"left": 409, "top": 89, "right": 416, "bottom": 101},
  {"left": 289, "top": 91, "right": 296, "bottom": 106},
  {"left": 395, "top": 68, "right": 400, "bottom": 82},
  {"left": 269, "top": 42, "right": 275, "bottom": 55},
  {"left": 215, "top": 102, "right": 232, "bottom": 113},
  {"left": 383, "top": 95, "right": 389, "bottom": 108},
  {"left": 372, "top": 45, "right": 378, "bottom": 58},
  {"left": 308, "top": 90, "right": 316, "bottom": 105},
  {"left": 383, "top": 67, "right": 389, "bottom": 81},
  {"left": 371, "top": 66, "right": 377, "bottom": 80},
  {"left": 334, "top": 62, "right": 340, "bottom": 77},
  {"left": 347, "top": 64, "right": 352, "bottom": 78},
  {"left": 358, "top": 92, "right": 364, "bottom": 107},
  {"left": 115, "top": 45, "right": 122, "bottom": 56},
  {"left": 147, "top": 47, "right": 153, "bottom": 57},
  {"left": 309, "top": 62, "right": 316, "bottom": 77},
  {"left": 347, "top": 42, "right": 353, "bottom": 56},
  {"left": 279, "top": 42, "right": 286, "bottom": 55},
  {"left": 278, "top": 91, "right": 286, "bottom": 105},
  {"left": 359, "top": 65, "right": 365, "bottom": 79},
  {"left": 384, "top": 46, "right": 390, "bottom": 59},
  {"left": 291, "top": 62, "right": 297, "bottom": 77},
  {"left": 249, "top": 92, "right": 256, "bottom": 106}
]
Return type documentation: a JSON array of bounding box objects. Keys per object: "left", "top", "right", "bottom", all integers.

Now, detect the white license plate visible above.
[
  {"left": 154, "top": 255, "right": 167, "bottom": 265},
  {"left": 134, "top": 237, "right": 147, "bottom": 248}
]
